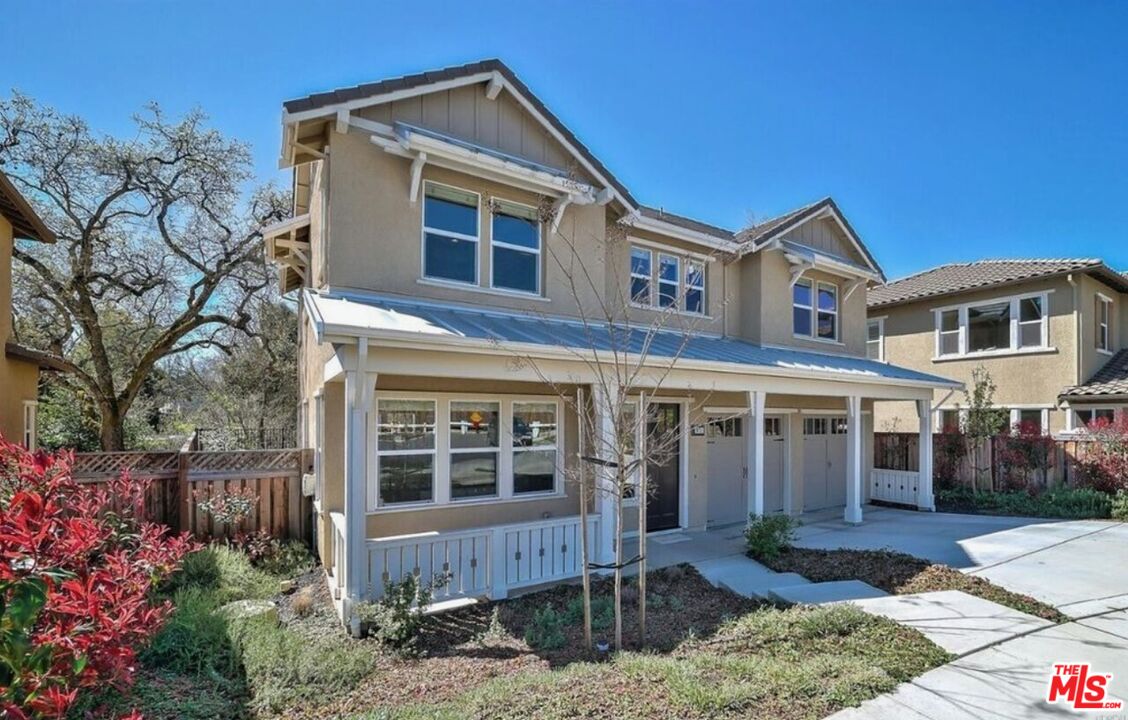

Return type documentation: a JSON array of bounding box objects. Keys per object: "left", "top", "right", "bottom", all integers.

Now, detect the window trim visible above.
[
  {"left": 629, "top": 245, "right": 653, "bottom": 306},
  {"left": 866, "top": 317, "right": 885, "bottom": 362},
  {"left": 367, "top": 393, "right": 565, "bottom": 513},
  {"left": 489, "top": 197, "right": 542, "bottom": 296},
  {"left": 932, "top": 291, "right": 1052, "bottom": 360},
  {"left": 420, "top": 180, "right": 481, "bottom": 287},
  {"left": 1097, "top": 293, "right": 1113, "bottom": 354},
  {"left": 628, "top": 241, "right": 710, "bottom": 316}
]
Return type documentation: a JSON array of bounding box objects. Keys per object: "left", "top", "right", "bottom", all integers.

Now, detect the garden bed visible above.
[
  {"left": 760, "top": 547, "right": 1068, "bottom": 623},
  {"left": 935, "top": 486, "right": 1114, "bottom": 519}
]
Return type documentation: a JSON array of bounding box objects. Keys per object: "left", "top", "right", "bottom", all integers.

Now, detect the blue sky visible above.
[{"left": 4, "top": 0, "right": 1127, "bottom": 279}]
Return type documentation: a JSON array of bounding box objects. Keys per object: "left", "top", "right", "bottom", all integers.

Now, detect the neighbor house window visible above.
[
  {"left": 938, "top": 409, "right": 961, "bottom": 433},
  {"left": 512, "top": 402, "right": 558, "bottom": 494},
  {"left": 449, "top": 401, "right": 499, "bottom": 499},
  {"left": 685, "top": 261, "right": 705, "bottom": 314},
  {"left": 793, "top": 280, "right": 814, "bottom": 337},
  {"left": 21, "top": 401, "right": 37, "bottom": 450},
  {"left": 935, "top": 293, "right": 1048, "bottom": 358},
  {"left": 1076, "top": 408, "right": 1116, "bottom": 429},
  {"left": 1097, "top": 295, "right": 1112, "bottom": 352},
  {"left": 491, "top": 199, "right": 540, "bottom": 294},
  {"left": 1013, "top": 408, "right": 1045, "bottom": 435},
  {"left": 423, "top": 183, "right": 479, "bottom": 285},
  {"left": 376, "top": 399, "right": 437, "bottom": 505},
  {"left": 658, "top": 254, "right": 680, "bottom": 308},
  {"left": 630, "top": 247, "right": 652, "bottom": 304},
  {"left": 866, "top": 318, "right": 884, "bottom": 361}
]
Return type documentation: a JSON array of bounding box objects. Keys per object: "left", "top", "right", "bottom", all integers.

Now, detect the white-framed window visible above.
[
  {"left": 1097, "top": 294, "right": 1112, "bottom": 352},
  {"left": 1011, "top": 408, "right": 1048, "bottom": 435},
  {"left": 1076, "top": 407, "right": 1116, "bottom": 430},
  {"left": 937, "top": 409, "right": 961, "bottom": 433},
  {"left": 422, "top": 182, "right": 479, "bottom": 286},
  {"left": 449, "top": 400, "right": 500, "bottom": 500},
  {"left": 630, "top": 246, "right": 652, "bottom": 305},
  {"left": 817, "top": 282, "right": 838, "bottom": 341},
  {"left": 21, "top": 401, "right": 37, "bottom": 450},
  {"left": 511, "top": 401, "right": 558, "bottom": 495},
  {"left": 657, "top": 253, "right": 680, "bottom": 309},
  {"left": 934, "top": 292, "right": 1050, "bottom": 359},
  {"left": 866, "top": 318, "right": 884, "bottom": 361},
  {"left": 803, "top": 417, "right": 828, "bottom": 435},
  {"left": 793, "top": 279, "right": 814, "bottom": 337},
  {"left": 490, "top": 199, "right": 541, "bottom": 295},
  {"left": 375, "top": 399, "right": 437, "bottom": 506},
  {"left": 685, "top": 260, "right": 705, "bottom": 315}
]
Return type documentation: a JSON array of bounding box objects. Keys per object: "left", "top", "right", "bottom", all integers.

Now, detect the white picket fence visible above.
[
  {"left": 365, "top": 515, "right": 600, "bottom": 601},
  {"left": 870, "top": 468, "right": 920, "bottom": 506}
]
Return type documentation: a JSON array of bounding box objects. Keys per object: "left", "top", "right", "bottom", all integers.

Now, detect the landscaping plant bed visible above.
[
  {"left": 935, "top": 486, "right": 1113, "bottom": 519},
  {"left": 761, "top": 547, "right": 1068, "bottom": 623}
]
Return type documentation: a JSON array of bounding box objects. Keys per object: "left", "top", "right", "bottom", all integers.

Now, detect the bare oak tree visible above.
[{"left": 1, "top": 93, "right": 288, "bottom": 449}]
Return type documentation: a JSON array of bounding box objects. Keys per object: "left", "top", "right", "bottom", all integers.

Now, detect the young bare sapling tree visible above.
[
  {"left": 959, "top": 365, "right": 1009, "bottom": 491},
  {"left": 502, "top": 196, "right": 720, "bottom": 650}
]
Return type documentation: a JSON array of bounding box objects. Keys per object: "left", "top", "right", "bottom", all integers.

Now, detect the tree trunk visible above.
[
  {"left": 637, "top": 460, "right": 647, "bottom": 647},
  {"left": 613, "top": 469, "right": 624, "bottom": 651},
  {"left": 577, "top": 389, "right": 593, "bottom": 651},
  {"left": 99, "top": 406, "right": 126, "bottom": 451}
]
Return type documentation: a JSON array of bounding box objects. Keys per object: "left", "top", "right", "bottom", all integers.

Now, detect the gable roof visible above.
[
  {"left": 0, "top": 172, "right": 55, "bottom": 244},
  {"left": 1060, "top": 349, "right": 1128, "bottom": 401},
  {"left": 735, "top": 197, "right": 885, "bottom": 280},
  {"left": 638, "top": 206, "right": 734, "bottom": 241},
  {"left": 283, "top": 58, "right": 638, "bottom": 210},
  {"left": 868, "top": 258, "right": 1128, "bottom": 309}
]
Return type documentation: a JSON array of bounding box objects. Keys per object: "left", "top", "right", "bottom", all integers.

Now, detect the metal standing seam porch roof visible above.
[{"left": 304, "top": 290, "right": 958, "bottom": 389}]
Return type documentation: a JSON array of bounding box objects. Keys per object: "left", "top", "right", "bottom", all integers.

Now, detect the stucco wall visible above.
[{"left": 0, "top": 216, "right": 39, "bottom": 445}]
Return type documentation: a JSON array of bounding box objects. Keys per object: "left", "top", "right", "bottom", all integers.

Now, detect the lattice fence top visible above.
[
  {"left": 72, "top": 451, "right": 179, "bottom": 479},
  {"left": 187, "top": 449, "right": 305, "bottom": 476}
]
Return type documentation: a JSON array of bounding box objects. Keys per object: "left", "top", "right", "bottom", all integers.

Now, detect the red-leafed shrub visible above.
[
  {"left": 0, "top": 438, "right": 197, "bottom": 719},
  {"left": 1075, "top": 415, "right": 1128, "bottom": 494},
  {"left": 996, "top": 420, "right": 1057, "bottom": 492}
]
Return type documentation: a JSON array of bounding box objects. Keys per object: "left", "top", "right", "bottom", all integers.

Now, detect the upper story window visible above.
[
  {"left": 934, "top": 292, "right": 1049, "bottom": 359},
  {"left": 491, "top": 200, "right": 541, "bottom": 295},
  {"left": 629, "top": 244, "right": 706, "bottom": 315},
  {"left": 1097, "top": 294, "right": 1112, "bottom": 352},
  {"left": 423, "top": 183, "right": 479, "bottom": 286},
  {"left": 793, "top": 279, "right": 838, "bottom": 341},
  {"left": 866, "top": 318, "right": 884, "bottom": 361}
]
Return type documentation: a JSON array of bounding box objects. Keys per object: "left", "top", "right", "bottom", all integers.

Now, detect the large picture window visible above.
[
  {"left": 423, "top": 183, "right": 479, "bottom": 285},
  {"left": 449, "top": 401, "right": 499, "bottom": 499},
  {"left": 376, "top": 399, "right": 437, "bottom": 505},
  {"left": 967, "top": 301, "right": 1011, "bottom": 353},
  {"left": 935, "top": 293, "right": 1049, "bottom": 359},
  {"left": 512, "top": 402, "right": 558, "bottom": 494},
  {"left": 491, "top": 199, "right": 540, "bottom": 294}
]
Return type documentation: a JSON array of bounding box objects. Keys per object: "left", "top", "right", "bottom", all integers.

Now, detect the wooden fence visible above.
[
  {"left": 874, "top": 432, "right": 1100, "bottom": 490},
  {"left": 71, "top": 447, "right": 314, "bottom": 541}
]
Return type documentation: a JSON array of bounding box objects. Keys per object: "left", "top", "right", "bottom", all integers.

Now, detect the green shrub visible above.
[
  {"left": 936, "top": 486, "right": 1111, "bottom": 519},
  {"left": 168, "top": 546, "right": 279, "bottom": 603},
  {"left": 258, "top": 539, "right": 314, "bottom": 578},
  {"left": 524, "top": 604, "right": 566, "bottom": 650},
  {"left": 1112, "top": 490, "right": 1128, "bottom": 521},
  {"left": 563, "top": 595, "right": 614, "bottom": 630},
  {"left": 141, "top": 587, "right": 239, "bottom": 679},
  {"left": 743, "top": 514, "right": 800, "bottom": 561},
  {"left": 354, "top": 572, "right": 450, "bottom": 651}
]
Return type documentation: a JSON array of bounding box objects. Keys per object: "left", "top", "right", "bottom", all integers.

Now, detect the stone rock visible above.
[
  {"left": 217, "top": 599, "right": 278, "bottom": 624},
  {"left": 279, "top": 579, "right": 296, "bottom": 594}
]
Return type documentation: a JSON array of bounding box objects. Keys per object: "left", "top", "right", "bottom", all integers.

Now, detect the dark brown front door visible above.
[{"left": 646, "top": 403, "right": 681, "bottom": 532}]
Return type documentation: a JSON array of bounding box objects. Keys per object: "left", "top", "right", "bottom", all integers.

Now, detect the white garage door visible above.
[
  {"left": 707, "top": 415, "right": 786, "bottom": 526},
  {"left": 802, "top": 416, "right": 848, "bottom": 511}
]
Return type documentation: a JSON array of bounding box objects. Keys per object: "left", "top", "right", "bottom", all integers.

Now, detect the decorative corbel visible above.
[{"left": 408, "top": 153, "right": 427, "bottom": 204}]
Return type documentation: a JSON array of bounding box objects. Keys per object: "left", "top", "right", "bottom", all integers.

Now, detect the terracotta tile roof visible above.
[
  {"left": 0, "top": 172, "right": 54, "bottom": 243},
  {"left": 1060, "top": 349, "right": 1128, "bottom": 399},
  {"left": 868, "top": 258, "right": 1128, "bottom": 308}
]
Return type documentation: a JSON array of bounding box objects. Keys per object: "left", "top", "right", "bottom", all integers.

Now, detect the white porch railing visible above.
[
  {"left": 329, "top": 512, "right": 346, "bottom": 600},
  {"left": 870, "top": 468, "right": 920, "bottom": 506},
  {"left": 365, "top": 515, "right": 600, "bottom": 601}
]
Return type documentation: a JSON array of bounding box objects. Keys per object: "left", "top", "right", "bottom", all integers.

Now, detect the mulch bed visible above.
[{"left": 761, "top": 547, "right": 1068, "bottom": 623}]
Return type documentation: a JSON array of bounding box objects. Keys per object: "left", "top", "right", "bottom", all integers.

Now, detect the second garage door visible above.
[{"left": 802, "top": 416, "right": 847, "bottom": 511}]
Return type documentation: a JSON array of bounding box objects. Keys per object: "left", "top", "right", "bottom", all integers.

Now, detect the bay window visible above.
[
  {"left": 512, "top": 402, "right": 557, "bottom": 494},
  {"left": 376, "top": 399, "right": 437, "bottom": 505},
  {"left": 423, "top": 183, "right": 479, "bottom": 285},
  {"left": 449, "top": 401, "right": 499, "bottom": 499},
  {"left": 935, "top": 292, "right": 1049, "bottom": 359},
  {"left": 491, "top": 199, "right": 540, "bottom": 294}
]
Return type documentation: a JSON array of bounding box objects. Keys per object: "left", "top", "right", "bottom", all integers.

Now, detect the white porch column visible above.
[
  {"left": 845, "top": 396, "right": 864, "bottom": 524},
  {"left": 917, "top": 399, "right": 936, "bottom": 511},
  {"left": 746, "top": 390, "right": 766, "bottom": 519},
  {"left": 590, "top": 382, "right": 619, "bottom": 565},
  {"left": 343, "top": 339, "right": 374, "bottom": 619}
]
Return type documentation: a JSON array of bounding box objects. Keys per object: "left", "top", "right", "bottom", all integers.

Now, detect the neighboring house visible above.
[
  {"left": 0, "top": 171, "right": 57, "bottom": 448},
  {"left": 868, "top": 258, "right": 1128, "bottom": 436},
  {"left": 266, "top": 59, "right": 955, "bottom": 617}
]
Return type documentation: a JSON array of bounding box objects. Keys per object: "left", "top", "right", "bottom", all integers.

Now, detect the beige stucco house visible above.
[
  {"left": 267, "top": 59, "right": 956, "bottom": 621},
  {"left": 0, "top": 171, "right": 57, "bottom": 448},
  {"left": 868, "top": 259, "right": 1128, "bottom": 436}
]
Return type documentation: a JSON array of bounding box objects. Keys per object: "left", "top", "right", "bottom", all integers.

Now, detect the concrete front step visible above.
[
  {"left": 848, "top": 590, "right": 1054, "bottom": 656},
  {"left": 692, "top": 556, "right": 811, "bottom": 600},
  {"left": 768, "top": 580, "right": 889, "bottom": 605},
  {"left": 721, "top": 572, "right": 811, "bottom": 600}
]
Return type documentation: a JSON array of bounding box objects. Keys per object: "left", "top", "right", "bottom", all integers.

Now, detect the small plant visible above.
[
  {"left": 195, "top": 487, "right": 259, "bottom": 525},
  {"left": 524, "top": 604, "right": 566, "bottom": 650},
  {"left": 744, "top": 514, "right": 800, "bottom": 561},
  {"left": 354, "top": 572, "right": 451, "bottom": 651},
  {"left": 1111, "top": 490, "right": 1128, "bottom": 521},
  {"left": 292, "top": 586, "right": 317, "bottom": 618},
  {"left": 564, "top": 595, "right": 614, "bottom": 630},
  {"left": 478, "top": 605, "right": 508, "bottom": 643}
]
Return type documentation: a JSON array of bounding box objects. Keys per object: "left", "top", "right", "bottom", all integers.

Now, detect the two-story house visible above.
[
  {"left": 1, "top": 171, "right": 57, "bottom": 449},
  {"left": 266, "top": 59, "right": 956, "bottom": 620},
  {"left": 868, "top": 259, "right": 1128, "bottom": 435}
]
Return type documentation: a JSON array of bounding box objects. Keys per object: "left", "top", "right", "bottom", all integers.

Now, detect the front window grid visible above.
[
  {"left": 376, "top": 399, "right": 438, "bottom": 507},
  {"left": 422, "top": 182, "right": 480, "bottom": 286},
  {"left": 490, "top": 199, "right": 541, "bottom": 295}
]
